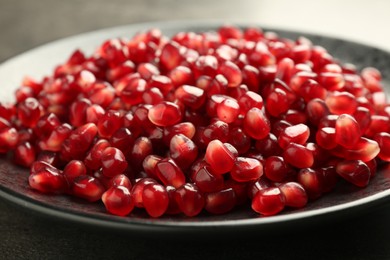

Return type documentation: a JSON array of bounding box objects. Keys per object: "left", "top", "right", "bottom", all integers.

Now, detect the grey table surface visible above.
[{"left": 1, "top": 0, "right": 390, "bottom": 259}]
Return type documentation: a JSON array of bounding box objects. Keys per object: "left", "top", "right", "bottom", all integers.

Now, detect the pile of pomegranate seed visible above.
[{"left": 1, "top": 25, "right": 390, "bottom": 218}]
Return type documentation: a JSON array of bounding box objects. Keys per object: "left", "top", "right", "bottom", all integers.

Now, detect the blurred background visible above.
[
  {"left": 1, "top": 0, "right": 390, "bottom": 64},
  {"left": 1, "top": 0, "right": 390, "bottom": 259}
]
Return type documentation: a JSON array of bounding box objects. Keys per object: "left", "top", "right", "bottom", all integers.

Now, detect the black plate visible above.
[{"left": 0, "top": 21, "right": 389, "bottom": 234}]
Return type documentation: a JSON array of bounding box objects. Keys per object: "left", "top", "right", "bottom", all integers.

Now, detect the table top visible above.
[{"left": 1, "top": 0, "right": 390, "bottom": 259}]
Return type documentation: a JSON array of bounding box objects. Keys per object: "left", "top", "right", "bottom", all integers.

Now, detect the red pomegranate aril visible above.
[
  {"left": 137, "top": 62, "right": 160, "bottom": 80},
  {"left": 278, "top": 124, "right": 310, "bottom": 149},
  {"left": 174, "top": 183, "right": 205, "bottom": 217},
  {"left": 165, "top": 186, "right": 181, "bottom": 214},
  {"left": 319, "top": 166, "right": 339, "bottom": 192},
  {"left": 243, "top": 107, "right": 271, "bottom": 140},
  {"left": 174, "top": 85, "right": 206, "bottom": 109},
  {"left": 282, "top": 109, "right": 308, "bottom": 125},
  {"left": 204, "top": 188, "right": 237, "bottom": 215},
  {"left": 230, "top": 157, "right": 263, "bottom": 182},
  {"left": 315, "top": 127, "right": 337, "bottom": 150},
  {"left": 163, "top": 122, "right": 195, "bottom": 145},
  {"left": 290, "top": 71, "right": 317, "bottom": 93},
  {"left": 100, "top": 147, "right": 128, "bottom": 178},
  {"left": 325, "top": 91, "right": 357, "bottom": 115},
  {"left": 279, "top": 182, "right": 308, "bottom": 208},
  {"left": 29, "top": 166, "right": 66, "bottom": 194},
  {"left": 109, "top": 127, "right": 135, "bottom": 153},
  {"left": 61, "top": 123, "right": 98, "bottom": 161},
  {"left": 14, "top": 142, "right": 36, "bottom": 167},
  {"left": 17, "top": 97, "right": 42, "bottom": 128},
  {"left": 254, "top": 133, "right": 282, "bottom": 157},
  {"left": 155, "top": 158, "right": 186, "bottom": 188},
  {"left": 86, "top": 104, "right": 105, "bottom": 124},
  {"left": 353, "top": 107, "right": 372, "bottom": 134},
  {"left": 283, "top": 143, "right": 314, "bottom": 169},
  {"left": 251, "top": 187, "right": 285, "bottom": 216},
  {"left": 170, "top": 134, "right": 198, "bottom": 169},
  {"left": 0, "top": 127, "right": 19, "bottom": 152},
  {"left": 336, "top": 160, "right": 370, "bottom": 187},
  {"left": 84, "top": 139, "right": 110, "bottom": 170},
  {"left": 216, "top": 98, "right": 240, "bottom": 123},
  {"left": 120, "top": 78, "right": 147, "bottom": 106},
  {"left": 192, "top": 165, "right": 224, "bottom": 193},
  {"left": 142, "top": 183, "right": 169, "bottom": 217},
  {"left": 97, "top": 110, "right": 123, "bottom": 138},
  {"left": 63, "top": 160, "right": 87, "bottom": 184},
  {"left": 131, "top": 178, "right": 157, "bottom": 208},
  {"left": 365, "top": 115, "right": 390, "bottom": 138},
  {"left": 242, "top": 65, "right": 260, "bottom": 92},
  {"left": 265, "top": 88, "right": 290, "bottom": 117},
  {"left": 299, "top": 79, "right": 328, "bottom": 102},
  {"left": 306, "top": 98, "right": 330, "bottom": 126},
  {"left": 334, "top": 137, "right": 380, "bottom": 162},
  {"left": 159, "top": 41, "right": 182, "bottom": 71},
  {"left": 128, "top": 136, "right": 153, "bottom": 171},
  {"left": 142, "top": 87, "right": 164, "bottom": 105},
  {"left": 102, "top": 185, "right": 134, "bottom": 216},
  {"left": 169, "top": 66, "right": 193, "bottom": 87},
  {"left": 335, "top": 114, "right": 361, "bottom": 149},
  {"left": 148, "top": 101, "right": 182, "bottom": 127},
  {"left": 228, "top": 127, "right": 251, "bottom": 155},
  {"left": 205, "top": 140, "right": 236, "bottom": 174},
  {"left": 142, "top": 154, "right": 162, "bottom": 179},
  {"left": 218, "top": 61, "right": 242, "bottom": 87},
  {"left": 199, "top": 120, "right": 230, "bottom": 147},
  {"left": 297, "top": 168, "right": 324, "bottom": 200},
  {"left": 71, "top": 175, "right": 105, "bottom": 202},
  {"left": 373, "top": 132, "right": 390, "bottom": 162},
  {"left": 264, "top": 156, "right": 295, "bottom": 182}
]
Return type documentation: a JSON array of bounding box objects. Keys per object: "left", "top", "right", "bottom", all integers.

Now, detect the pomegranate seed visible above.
[
  {"left": 14, "top": 142, "right": 36, "bottom": 167},
  {"left": 29, "top": 165, "right": 66, "bottom": 194},
  {"left": 297, "top": 168, "right": 324, "bottom": 200},
  {"left": 97, "top": 110, "right": 123, "bottom": 138},
  {"left": 336, "top": 160, "right": 371, "bottom": 187},
  {"left": 169, "top": 66, "right": 193, "bottom": 87},
  {"left": 155, "top": 158, "right": 186, "bottom": 188},
  {"left": 84, "top": 139, "right": 110, "bottom": 170},
  {"left": 230, "top": 157, "right": 263, "bottom": 182},
  {"left": 374, "top": 132, "right": 390, "bottom": 162},
  {"left": 174, "top": 183, "right": 205, "bottom": 217},
  {"left": 243, "top": 107, "right": 271, "bottom": 140},
  {"left": 315, "top": 127, "right": 337, "bottom": 150},
  {"left": 335, "top": 114, "right": 361, "bottom": 149},
  {"left": 163, "top": 122, "right": 196, "bottom": 145},
  {"left": 142, "top": 183, "right": 169, "bottom": 217},
  {"left": 102, "top": 186, "right": 134, "bottom": 216},
  {"left": 264, "top": 156, "right": 295, "bottom": 182},
  {"left": 148, "top": 101, "right": 182, "bottom": 127},
  {"left": 170, "top": 134, "right": 198, "bottom": 169},
  {"left": 100, "top": 147, "right": 128, "bottom": 178},
  {"left": 254, "top": 133, "right": 282, "bottom": 157},
  {"left": 128, "top": 136, "right": 153, "bottom": 171},
  {"left": 283, "top": 143, "right": 314, "bottom": 169},
  {"left": 72, "top": 175, "right": 105, "bottom": 202},
  {"left": 205, "top": 140, "right": 236, "bottom": 174},
  {"left": 251, "top": 187, "right": 285, "bottom": 216},
  {"left": 159, "top": 41, "right": 182, "bottom": 71},
  {"left": 0, "top": 127, "right": 19, "bottom": 153},
  {"left": 192, "top": 165, "right": 224, "bottom": 193},
  {"left": 325, "top": 91, "right": 357, "bottom": 115},
  {"left": 174, "top": 85, "right": 205, "bottom": 110},
  {"left": 306, "top": 98, "right": 330, "bottom": 126},
  {"left": 17, "top": 97, "right": 42, "bottom": 128},
  {"left": 63, "top": 160, "right": 87, "bottom": 184},
  {"left": 278, "top": 123, "right": 310, "bottom": 149},
  {"left": 299, "top": 79, "right": 327, "bottom": 102},
  {"left": 165, "top": 186, "right": 181, "bottom": 215},
  {"left": 131, "top": 178, "right": 157, "bottom": 208},
  {"left": 333, "top": 137, "right": 380, "bottom": 162},
  {"left": 216, "top": 98, "right": 240, "bottom": 123},
  {"left": 279, "top": 182, "right": 308, "bottom": 208},
  {"left": 204, "top": 188, "right": 237, "bottom": 214},
  {"left": 218, "top": 61, "right": 242, "bottom": 87}
]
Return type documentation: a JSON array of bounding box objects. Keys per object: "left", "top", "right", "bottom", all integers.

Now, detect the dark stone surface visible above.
[{"left": 1, "top": 1, "right": 390, "bottom": 259}]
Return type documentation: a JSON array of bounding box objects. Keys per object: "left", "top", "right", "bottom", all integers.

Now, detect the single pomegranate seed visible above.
[
  {"left": 205, "top": 140, "right": 236, "bottom": 174},
  {"left": 325, "top": 91, "right": 357, "bottom": 115},
  {"left": 264, "top": 156, "right": 295, "bottom": 182},
  {"left": 142, "top": 87, "right": 164, "bottom": 105},
  {"left": 265, "top": 87, "right": 290, "bottom": 117},
  {"left": 170, "top": 134, "right": 198, "bottom": 169},
  {"left": 63, "top": 160, "right": 87, "bottom": 184},
  {"left": 174, "top": 183, "right": 205, "bottom": 217},
  {"left": 38, "top": 123, "right": 72, "bottom": 152},
  {"left": 251, "top": 187, "right": 285, "bottom": 216},
  {"left": 315, "top": 127, "right": 337, "bottom": 150},
  {"left": 100, "top": 147, "right": 128, "bottom": 178},
  {"left": 109, "top": 127, "right": 135, "bottom": 153},
  {"left": 72, "top": 175, "right": 105, "bottom": 202},
  {"left": 333, "top": 137, "right": 380, "bottom": 162},
  {"left": 254, "top": 133, "right": 282, "bottom": 157},
  {"left": 204, "top": 188, "right": 237, "bottom": 215},
  {"left": 365, "top": 115, "right": 390, "bottom": 138},
  {"left": 335, "top": 114, "right": 362, "bottom": 149},
  {"left": 374, "top": 132, "right": 390, "bottom": 162},
  {"left": 228, "top": 127, "right": 251, "bottom": 155},
  {"left": 159, "top": 41, "right": 182, "bottom": 71},
  {"left": 29, "top": 165, "right": 66, "bottom": 194},
  {"left": 163, "top": 122, "right": 196, "bottom": 145},
  {"left": 165, "top": 186, "right": 181, "bottom": 215},
  {"left": 243, "top": 107, "right": 271, "bottom": 140},
  {"left": 128, "top": 136, "right": 153, "bottom": 171},
  {"left": 84, "top": 139, "right": 110, "bottom": 170},
  {"left": 14, "top": 142, "right": 36, "bottom": 167},
  {"left": 97, "top": 110, "right": 123, "bottom": 138},
  {"left": 306, "top": 98, "right": 330, "bottom": 126},
  {"left": 155, "top": 158, "right": 186, "bottom": 188},
  {"left": 142, "top": 183, "right": 169, "bottom": 217},
  {"left": 279, "top": 182, "right": 308, "bottom": 208},
  {"left": 320, "top": 166, "right": 339, "bottom": 193},
  {"left": 278, "top": 123, "right": 310, "bottom": 149},
  {"left": 192, "top": 165, "right": 224, "bottom": 193},
  {"left": 102, "top": 186, "right": 134, "bottom": 216},
  {"left": 0, "top": 127, "right": 19, "bottom": 153},
  {"left": 34, "top": 113, "right": 61, "bottom": 138},
  {"left": 169, "top": 66, "right": 193, "bottom": 87},
  {"left": 17, "top": 97, "right": 42, "bottom": 128},
  {"left": 336, "top": 160, "right": 371, "bottom": 187},
  {"left": 283, "top": 143, "right": 314, "bottom": 169},
  {"left": 297, "top": 168, "right": 324, "bottom": 200},
  {"left": 131, "top": 178, "right": 157, "bottom": 208},
  {"left": 61, "top": 123, "right": 98, "bottom": 161},
  {"left": 216, "top": 98, "right": 240, "bottom": 123},
  {"left": 174, "top": 85, "right": 206, "bottom": 110},
  {"left": 218, "top": 61, "right": 242, "bottom": 87},
  {"left": 299, "top": 79, "right": 327, "bottom": 102},
  {"left": 148, "top": 101, "right": 182, "bottom": 127},
  {"left": 230, "top": 157, "right": 263, "bottom": 182}
]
